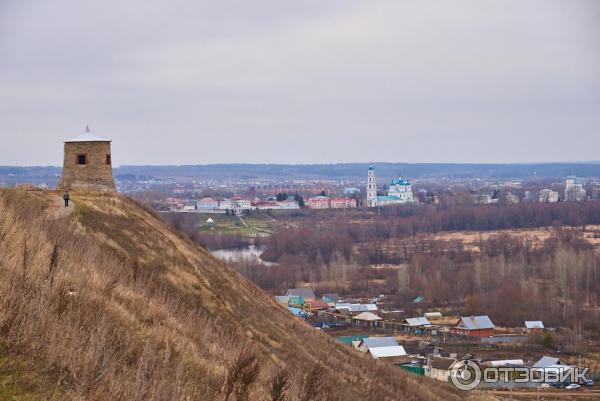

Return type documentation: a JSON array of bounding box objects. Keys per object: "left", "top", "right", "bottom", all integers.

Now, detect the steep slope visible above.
[{"left": 0, "top": 189, "right": 493, "bottom": 401}]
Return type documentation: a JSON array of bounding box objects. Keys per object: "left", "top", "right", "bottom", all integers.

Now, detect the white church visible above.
[{"left": 366, "top": 164, "right": 415, "bottom": 207}]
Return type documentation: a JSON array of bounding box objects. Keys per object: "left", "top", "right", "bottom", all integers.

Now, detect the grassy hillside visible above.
[{"left": 0, "top": 188, "right": 493, "bottom": 401}]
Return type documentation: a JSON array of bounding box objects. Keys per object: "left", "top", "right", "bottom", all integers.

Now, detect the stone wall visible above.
[{"left": 58, "top": 141, "right": 116, "bottom": 192}]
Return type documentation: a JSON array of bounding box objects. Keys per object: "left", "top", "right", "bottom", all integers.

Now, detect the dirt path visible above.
[
  {"left": 237, "top": 215, "right": 273, "bottom": 234},
  {"left": 48, "top": 194, "right": 74, "bottom": 219}
]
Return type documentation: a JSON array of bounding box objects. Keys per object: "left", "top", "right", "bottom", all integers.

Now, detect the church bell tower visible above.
[{"left": 366, "top": 164, "right": 377, "bottom": 207}]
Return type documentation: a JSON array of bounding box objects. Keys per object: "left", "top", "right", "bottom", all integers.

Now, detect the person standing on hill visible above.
[{"left": 63, "top": 190, "right": 70, "bottom": 208}]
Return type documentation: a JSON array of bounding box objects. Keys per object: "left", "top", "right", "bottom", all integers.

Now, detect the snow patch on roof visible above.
[{"left": 66, "top": 126, "right": 110, "bottom": 142}]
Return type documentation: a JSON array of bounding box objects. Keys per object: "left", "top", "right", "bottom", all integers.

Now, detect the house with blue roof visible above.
[
  {"left": 287, "top": 307, "right": 309, "bottom": 318},
  {"left": 452, "top": 315, "right": 495, "bottom": 337}
]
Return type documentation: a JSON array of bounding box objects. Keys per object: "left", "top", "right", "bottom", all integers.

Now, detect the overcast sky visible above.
[{"left": 1, "top": 0, "right": 599, "bottom": 166}]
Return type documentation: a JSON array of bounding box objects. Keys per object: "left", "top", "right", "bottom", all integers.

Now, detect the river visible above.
[{"left": 211, "top": 245, "right": 277, "bottom": 266}]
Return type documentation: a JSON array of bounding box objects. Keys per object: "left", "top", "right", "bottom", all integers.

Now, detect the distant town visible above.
[
  {"left": 2, "top": 163, "right": 599, "bottom": 215},
  {"left": 149, "top": 168, "right": 596, "bottom": 214}
]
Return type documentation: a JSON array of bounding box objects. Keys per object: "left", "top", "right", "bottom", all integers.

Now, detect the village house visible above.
[
  {"left": 322, "top": 293, "right": 339, "bottom": 304},
  {"left": 402, "top": 317, "right": 432, "bottom": 335},
  {"left": 532, "top": 356, "right": 566, "bottom": 369},
  {"left": 352, "top": 311, "right": 383, "bottom": 327},
  {"left": 452, "top": 315, "right": 495, "bottom": 337},
  {"left": 303, "top": 299, "right": 330, "bottom": 312},
  {"left": 354, "top": 337, "right": 407, "bottom": 359},
  {"left": 524, "top": 320, "right": 544, "bottom": 335},
  {"left": 335, "top": 303, "right": 378, "bottom": 315},
  {"left": 531, "top": 356, "right": 576, "bottom": 381},
  {"left": 425, "top": 357, "right": 457, "bottom": 382},
  {"left": 287, "top": 306, "right": 308, "bottom": 318},
  {"left": 286, "top": 288, "right": 316, "bottom": 302}
]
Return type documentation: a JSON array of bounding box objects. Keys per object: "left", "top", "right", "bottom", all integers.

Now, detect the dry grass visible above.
[
  {"left": 0, "top": 188, "right": 494, "bottom": 401},
  {"left": 431, "top": 226, "right": 600, "bottom": 253}
]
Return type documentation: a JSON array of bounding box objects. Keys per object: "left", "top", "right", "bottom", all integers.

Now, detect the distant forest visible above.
[{"left": 2, "top": 161, "right": 600, "bottom": 183}]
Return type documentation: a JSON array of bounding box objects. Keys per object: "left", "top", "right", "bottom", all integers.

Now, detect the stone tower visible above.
[
  {"left": 58, "top": 126, "right": 116, "bottom": 192},
  {"left": 366, "top": 164, "right": 377, "bottom": 207}
]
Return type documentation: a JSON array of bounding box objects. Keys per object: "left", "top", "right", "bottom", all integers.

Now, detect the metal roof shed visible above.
[
  {"left": 457, "top": 315, "right": 495, "bottom": 330},
  {"left": 369, "top": 346, "right": 407, "bottom": 358}
]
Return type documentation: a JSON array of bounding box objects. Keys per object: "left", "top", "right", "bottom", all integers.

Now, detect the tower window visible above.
[
  {"left": 106, "top": 154, "right": 111, "bottom": 165},
  {"left": 77, "top": 154, "right": 87, "bottom": 165}
]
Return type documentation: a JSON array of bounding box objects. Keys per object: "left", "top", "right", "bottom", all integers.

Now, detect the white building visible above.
[
  {"left": 307, "top": 196, "right": 330, "bottom": 209},
  {"left": 366, "top": 164, "right": 414, "bottom": 207},
  {"left": 473, "top": 193, "right": 497, "bottom": 205},
  {"left": 330, "top": 197, "right": 357, "bottom": 209},
  {"left": 525, "top": 190, "right": 540, "bottom": 203},
  {"left": 182, "top": 200, "right": 196, "bottom": 211},
  {"left": 504, "top": 192, "right": 520, "bottom": 204},
  {"left": 233, "top": 199, "right": 252, "bottom": 210},
  {"left": 219, "top": 199, "right": 233, "bottom": 209},
  {"left": 277, "top": 200, "right": 300, "bottom": 209},
  {"left": 539, "top": 189, "right": 559, "bottom": 203},
  {"left": 196, "top": 197, "right": 219, "bottom": 210},
  {"left": 565, "top": 176, "right": 586, "bottom": 202}
]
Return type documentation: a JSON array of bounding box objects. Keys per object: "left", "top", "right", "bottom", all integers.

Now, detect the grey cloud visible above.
[{"left": 0, "top": 0, "right": 598, "bottom": 165}]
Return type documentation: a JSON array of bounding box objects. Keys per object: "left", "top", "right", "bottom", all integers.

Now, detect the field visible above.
[{"left": 431, "top": 225, "right": 600, "bottom": 252}]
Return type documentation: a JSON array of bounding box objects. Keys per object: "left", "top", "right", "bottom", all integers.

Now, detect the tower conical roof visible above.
[{"left": 65, "top": 126, "right": 110, "bottom": 142}]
